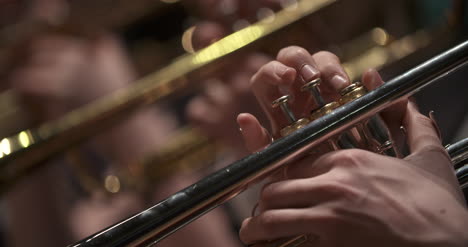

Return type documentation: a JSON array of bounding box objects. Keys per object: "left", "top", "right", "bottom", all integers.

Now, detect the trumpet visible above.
[{"left": 69, "top": 40, "right": 468, "bottom": 247}]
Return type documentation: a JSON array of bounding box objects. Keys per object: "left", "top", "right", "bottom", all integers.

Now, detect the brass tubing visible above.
[
  {"left": 447, "top": 137, "right": 468, "bottom": 169},
  {"left": 70, "top": 41, "right": 468, "bottom": 247},
  {"left": 0, "top": 0, "right": 336, "bottom": 193}
]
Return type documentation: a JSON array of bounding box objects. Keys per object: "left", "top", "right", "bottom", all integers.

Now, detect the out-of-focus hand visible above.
[
  {"left": 7, "top": 33, "right": 135, "bottom": 120},
  {"left": 183, "top": 0, "right": 281, "bottom": 27},
  {"left": 184, "top": 1, "right": 282, "bottom": 155},
  {"left": 186, "top": 53, "right": 269, "bottom": 154}
]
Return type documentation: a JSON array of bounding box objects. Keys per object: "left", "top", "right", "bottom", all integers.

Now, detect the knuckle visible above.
[
  {"left": 320, "top": 180, "right": 354, "bottom": 199},
  {"left": 313, "top": 50, "right": 341, "bottom": 63},
  {"left": 277, "top": 46, "right": 310, "bottom": 61},
  {"left": 257, "top": 211, "right": 281, "bottom": 234},
  {"left": 251, "top": 61, "right": 280, "bottom": 84},
  {"left": 260, "top": 183, "right": 275, "bottom": 203}
]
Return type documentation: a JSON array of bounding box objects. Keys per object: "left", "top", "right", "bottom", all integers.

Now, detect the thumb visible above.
[
  {"left": 403, "top": 101, "right": 444, "bottom": 155},
  {"left": 403, "top": 102, "right": 463, "bottom": 202},
  {"left": 237, "top": 113, "right": 271, "bottom": 153}
]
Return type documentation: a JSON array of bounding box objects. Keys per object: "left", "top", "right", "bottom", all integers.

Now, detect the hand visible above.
[
  {"left": 237, "top": 46, "right": 406, "bottom": 151},
  {"left": 239, "top": 102, "right": 468, "bottom": 247},
  {"left": 183, "top": 0, "right": 281, "bottom": 28},
  {"left": 236, "top": 46, "right": 468, "bottom": 246},
  {"left": 185, "top": 2, "right": 277, "bottom": 155},
  {"left": 186, "top": 53, "right": 269, "bottom": 154},
  {"left": 7, "top": 33, "right": 135, "bottom": 120}
]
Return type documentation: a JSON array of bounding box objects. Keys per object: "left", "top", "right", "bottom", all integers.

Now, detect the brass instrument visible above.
[
  {"left": 69, "top": 41, "right": 468, "bottom": 247},
  {"left": 0, "top": 0, "right": 337, "bottom": 193}
]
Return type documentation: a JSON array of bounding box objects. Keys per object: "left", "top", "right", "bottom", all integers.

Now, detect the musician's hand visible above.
[
  {"left": 239, "top": 101, "right": 468, "bottom": 247},
  {"left": 185, "top": 4, "right": 273, "bottom": 155},
  {"left": 7, "top": 34, "right": 135, "bottom": 120},
  {"left": 237, "top": 46, "right": 407, "bottom": 151}
]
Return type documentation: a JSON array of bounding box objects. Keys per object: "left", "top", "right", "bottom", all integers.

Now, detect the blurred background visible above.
[{"left": 0, "top": 0, "right": 467, "bottom": 246}]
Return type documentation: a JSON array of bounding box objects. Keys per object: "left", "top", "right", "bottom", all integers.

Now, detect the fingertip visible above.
[
  {"left": 192, "top": 22, "right": 227, "bottom": 51},
  {"left": 403, "top": 101, "right": 442, "bottom": 154},
  {"left": 237, "top": 113, "right": 271, "bottom": 152},
  {"left": 281, "top": 67, "right": 297, "bottom": 83},
  {"left": 361, "top": 68, "right": 383, "bottom": 90},
  {"left": 239, "top": 217, "right": 253, "bottom": 244}
]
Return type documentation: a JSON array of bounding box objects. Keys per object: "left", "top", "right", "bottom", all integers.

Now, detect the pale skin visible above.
[
  {"left": 185, "top": 0, "right": 277, "bottom": 156},
  {"left": 236, "top": 46, "right": 468, "bottom": 247}
]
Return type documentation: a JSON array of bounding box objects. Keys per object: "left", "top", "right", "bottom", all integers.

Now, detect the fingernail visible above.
[
  {"left": 300, "top": 64, "right": 319, "bottom": 82},
  {"left": 330, "top": 74, "right": 349, "bottom": 91}
]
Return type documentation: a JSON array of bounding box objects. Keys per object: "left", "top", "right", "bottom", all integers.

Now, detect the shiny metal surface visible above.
[
  {"left": 71, "top": 41, "right": 468, "bottom": 247},
  {"left": 448, "top": 137, "right": 468, "bottom": 169}
]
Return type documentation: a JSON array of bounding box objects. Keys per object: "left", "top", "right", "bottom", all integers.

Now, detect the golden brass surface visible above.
[
  {"left": 309, "top": 102, "right": 340, "bottom": 121},
  {"left": 338, "top": 82, "right": 368, "bottom": 105},
  {"left": 280, "top": 118, "right": 311, "bottom": 137}
]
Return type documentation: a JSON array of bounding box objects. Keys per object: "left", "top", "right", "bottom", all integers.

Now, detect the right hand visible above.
[{"left": 237, "top": 46, "right": 407, "bottom": 152}]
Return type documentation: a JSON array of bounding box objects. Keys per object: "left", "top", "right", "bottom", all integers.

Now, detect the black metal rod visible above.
[{"left": 71, "top": 40, "right": 468, "bottom": 247}]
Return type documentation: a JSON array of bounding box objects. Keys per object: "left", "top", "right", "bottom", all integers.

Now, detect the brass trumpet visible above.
[{"left": 69, "top": 40, "right": 468, "bottom": 247}]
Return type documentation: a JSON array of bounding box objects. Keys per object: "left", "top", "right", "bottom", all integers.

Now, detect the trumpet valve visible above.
[
  {"left": 338, "top": 82, "right": 368, "bottom": 105},
  {"left": 272, "top": 95, "right": 310, "bottom": 137},
  {"left": 301, "top": 77, "right": 325, "bottom": 107}
]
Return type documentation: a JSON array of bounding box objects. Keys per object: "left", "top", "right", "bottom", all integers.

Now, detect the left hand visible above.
[{"left": 239, "top": 101, "right": 468, "bottom": 247}]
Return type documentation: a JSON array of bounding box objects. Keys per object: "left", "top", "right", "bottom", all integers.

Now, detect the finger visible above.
[
  {"left": 259, "top": 174, "right": 348, "bottom": 211},
  {"left": 202, "top": 79, "right": 233, "bottom": 107},
  {"left": 403, "top": 101, "right": 443, "bottom": 154},
  {"left": 402, "top": 101, "right": 460, "bottom": 185},
  {"left": 192, "top": 22, "right": 228, "bottom": 51},
  {"left": 250, "top": 60, "right": 296, "bottom": 136},
  {"left": 237, "top": 113, "right": 271, "bottom": 152},
  {"left": 9, "top": 69, "right": 62, "bottom": 98},
  {"left": 239, "top": 207, "right": 328, "bottom": 244},
  {"left": 186, "top": 96, "right": 222, "bottom": 127},
  {"left": 282, "top": 150, "right": 332, "bottom": 179},
  {"left": 227, "top": 53, "right": 270, "bottom": 93},
  {"left": 362, "top": 69, "right": 407, "bottom": 127},
  {"left": 362, "top": 69, "right": 407, "bottom": 150},
  {"left": 276, "top": 46, "right": 318, "bottom": 115},
  {"left": 311, "top": 51, "right": 351, "bottom": 98}
]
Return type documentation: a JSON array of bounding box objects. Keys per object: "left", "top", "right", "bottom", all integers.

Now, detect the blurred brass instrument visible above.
[
  {"left": 0, "top": 0, "right": 337, "bottom": 193},
  {"left": 0, "top": 0, "right": 461, "bottom": 195},
  {"left": 69, "top": 41, "right": 468, "bottom": 247}
]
